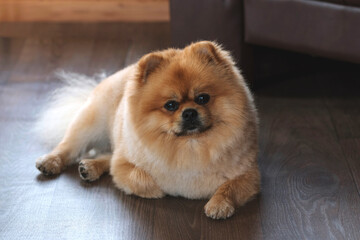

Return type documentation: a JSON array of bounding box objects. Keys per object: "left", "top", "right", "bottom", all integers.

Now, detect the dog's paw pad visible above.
[
  {"left": 204, "top": 197, "right": 235, "bottom": 219},
  {"left": 79, "top": 165, "right": 88, "bottom": 178},
  {"left": 78, "top": 161, "right": 99, "bottom": 182},
  {"left": 36, "top": 154, "right": 63, "bottom": 176}
]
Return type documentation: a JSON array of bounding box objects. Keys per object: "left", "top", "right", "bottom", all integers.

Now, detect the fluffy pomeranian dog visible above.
[{"left": 35, "top": 41, "right": 260, "bottom": 219}]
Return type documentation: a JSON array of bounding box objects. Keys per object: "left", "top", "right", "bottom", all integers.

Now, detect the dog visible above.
[{"left": 35, "top": 41, "right": 260, "bottom": 219}]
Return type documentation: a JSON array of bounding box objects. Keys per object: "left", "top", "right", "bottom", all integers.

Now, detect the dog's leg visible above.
[
  {"left": 78, "top": 154, "right": 111, "bottom": 182},
  {"left": 110, "top": 156, "right": 164, "bottom": 198},
  {"left": 204, "top": 167, "right": 260, "bottom": 219},
  {"left": 36, "top": 102, "right": 105, "bottom": 175}
]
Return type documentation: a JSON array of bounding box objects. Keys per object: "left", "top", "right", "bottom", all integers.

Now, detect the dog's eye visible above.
[
  {"left": 164, "top": 100, "right": 179, "bottom": 111},
  {"left": 195, "top": 94, "right": 210, "bottom": 105}
]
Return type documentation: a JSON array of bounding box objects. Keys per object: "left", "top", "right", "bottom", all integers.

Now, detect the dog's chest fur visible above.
[{"left": 120, "top": 121, "right": 244, "bottom": 199}]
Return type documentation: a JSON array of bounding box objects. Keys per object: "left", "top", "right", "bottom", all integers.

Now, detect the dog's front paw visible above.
[
  {"left": 128, "top": 168, "right": 164, "bottom": 199},
  {"left": 36, "top": 154, "right": 64, "bottom": 176},
  {"left": 78, "top": 160, "right": 101, "bottom": 182},
  {"left": 204, "top": 196, "right": 235, "bottom": 219}
]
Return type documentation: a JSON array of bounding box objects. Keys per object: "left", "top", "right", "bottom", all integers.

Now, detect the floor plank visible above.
[
  {"left": 322, "top": 71, "right": 360, "bottom": 139},
  {"left": 339, "top": 139, "right": 360, "bottom": 195},
  {"left": 0, "top": 82, "right": 51, "bottom": 121},
  {"left": 256, "top": 76, "right": 360, "bottom": 239},
  {"left": 0, "top": 38, "right": 26, "bottom": 84}
]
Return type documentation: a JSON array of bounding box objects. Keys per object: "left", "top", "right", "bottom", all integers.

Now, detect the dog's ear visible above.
[
  {"left": 137, "top": 53, "right": 164, "bottom": 83},
  {"left": 190, "top": 41, "right": 224, "bottom": 64}
]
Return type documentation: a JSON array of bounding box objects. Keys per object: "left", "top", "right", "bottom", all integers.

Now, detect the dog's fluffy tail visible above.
[{"left": 33, "top": 71, "right": 105, "bottom": 149}]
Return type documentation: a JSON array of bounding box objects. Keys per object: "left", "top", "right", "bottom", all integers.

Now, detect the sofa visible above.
[{"left": 170, "top": 0, "right": 360, "bottom": 85}]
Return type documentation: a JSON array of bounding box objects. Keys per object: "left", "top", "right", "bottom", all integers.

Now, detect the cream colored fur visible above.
[{"left": 34, "top": 71, "right": 104, "bottom": 150}]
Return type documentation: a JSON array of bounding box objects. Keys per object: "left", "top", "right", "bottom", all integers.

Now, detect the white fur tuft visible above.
[{"left": 33, "top": 71, "right": 105, "bottom": 149}]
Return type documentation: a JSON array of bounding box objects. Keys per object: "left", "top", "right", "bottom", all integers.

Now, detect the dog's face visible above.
[
  {"left": 129, "top": 41, "right": 248, "bottom": 157},
  {"left": 157, "top": 87, "right": 213, "bottom": 137}
]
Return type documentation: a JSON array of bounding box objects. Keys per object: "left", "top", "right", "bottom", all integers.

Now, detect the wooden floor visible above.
[{"left": 1, "top": 23, "right": 360, "bottom": 240}]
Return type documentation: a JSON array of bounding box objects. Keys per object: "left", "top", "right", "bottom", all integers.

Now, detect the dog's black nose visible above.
[{"left": 182, "top": 108, "right": 198, "bottom": 121}]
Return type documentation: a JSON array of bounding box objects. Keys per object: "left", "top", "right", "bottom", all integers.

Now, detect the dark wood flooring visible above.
[{"left": 0, "top": 23, "right": 360, "bottom": 240}]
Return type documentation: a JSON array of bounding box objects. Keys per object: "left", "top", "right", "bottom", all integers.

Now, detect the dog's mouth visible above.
[{"left": 175, "top": 124, "right": 212, "bottom": 137}]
